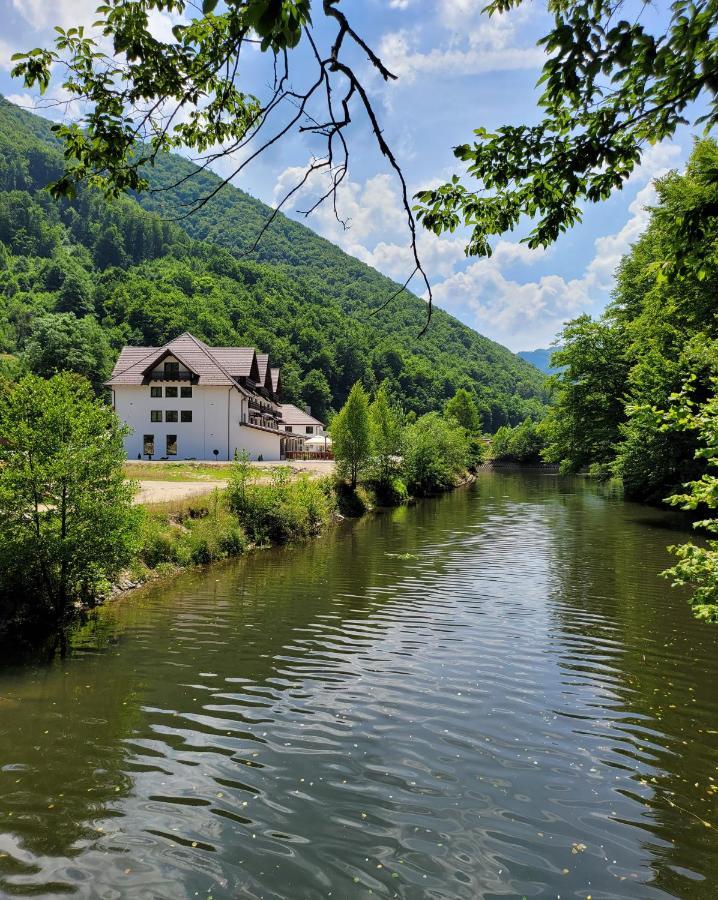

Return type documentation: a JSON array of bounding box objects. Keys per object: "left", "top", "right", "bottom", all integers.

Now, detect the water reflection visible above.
[{"left": 0, "top": 473, "right": 716, "bottom": 898}]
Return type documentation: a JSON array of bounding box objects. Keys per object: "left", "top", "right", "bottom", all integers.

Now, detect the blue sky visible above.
[{"left": 0, "top": 0, "right": 695, "bottom": 351}]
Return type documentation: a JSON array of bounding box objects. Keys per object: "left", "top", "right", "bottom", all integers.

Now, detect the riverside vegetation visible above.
[
  {"left": 485, "top": 140, "right": 718, "bottom": 623},
  {"left": 0, "top": 375, "right": 480, "bottom": 646}
]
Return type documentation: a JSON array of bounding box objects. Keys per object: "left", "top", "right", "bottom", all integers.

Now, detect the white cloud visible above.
[
  {"left": 0, "top": 37, "right": 14, "bottom": 71},
  {"left": 378, "top": 27, "right": 543, "bottom": 82},
  {"left": 10, "top": 0, "right": 98, "bottom": 30},
  {"left": 428, "top": 160, "right": 681, "bottom": 350},
  {"left": 269, "top": 144, "right": 682, "bottom": 352}
]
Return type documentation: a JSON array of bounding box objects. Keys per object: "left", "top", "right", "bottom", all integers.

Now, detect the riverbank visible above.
[{"left": 111, "top": 467, "right": 476, "bottom": 602}]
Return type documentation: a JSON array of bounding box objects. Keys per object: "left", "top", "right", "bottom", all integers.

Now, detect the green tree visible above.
[
  {"left": 369, "top": 383, "right": 402, "bottom": 488},
  {"left": 490, "top": 419, "right": 545, "bottom": 464},
  {"left": 0, "top": 374, "right": 139, "bottom": 637},
  {"left": 331, "top": 381, "right": 372, "bottom": 490},
  {"left": 403, "top": 412, "right": 469, "bottom": 495},
  {"left": 22, "top": 313, "right": 113, "bottom": 393},
  {"left": 301, "top": 368, "right": 333, "bottom": 422},
  {"left": 56, "top": 270, "right": 94, "bottom": 316},
  {"left": 658, "top": 374, "right": 718, "bottom": 622},
  {"left": 445, "top": 388, "right": 480, "bottom": 434},
  {"left": 542, "top": 316, "right": 629, "bottom": 475},
  {"left": 415, "top": 0, "right": 718, "bottom": 258}
]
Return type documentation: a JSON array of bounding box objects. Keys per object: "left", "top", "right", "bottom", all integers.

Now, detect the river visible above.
[{"left": 0, "top": 472, "right": 717, "bottom": 898}]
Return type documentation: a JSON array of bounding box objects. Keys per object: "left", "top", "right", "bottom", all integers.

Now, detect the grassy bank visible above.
[
  {"left": 117, "top": 466, "right": 338, "bottom": 593},
  {"left": 114, "top": 461, "right": 474, "bottom": 597}
]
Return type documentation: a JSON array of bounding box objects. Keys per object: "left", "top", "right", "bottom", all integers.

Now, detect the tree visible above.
[
  {"left": 22, "top": 313, "right": 113, "bottom": 393},
  {"left": 658, "top": 374, "right": 718, "bottom": 623},
  {"left": 542, "top": 315, "right": 629, "bottom": 475},
  {"left": 403, "top": 412, "right": 468, "bottom": 495},
  {"left": 12, "top": 0, "right": 432, "bottom": 315},
  {"left": 56, "top": 270, "right": 94, "bottom": 316},
  {"left": 0, "top": 374, "right": 139, "bottom": 638},
  {"left": 415, "top": 0, "right": 718, "bottom": 258},
  {"left": 490, "top": 419, "right": 545, "bottom": 464},
  {"left": 301, "top": 368, "right": 333, "bottom": 422},
  {"left": 369, "top": 383, "right": 402, "bottom": 487},
  {"left": 331, "top": 381, "right": 372, "bottom": 490},
  {"left": 445, "top": 388, "right": 480, "bottom": 434}
]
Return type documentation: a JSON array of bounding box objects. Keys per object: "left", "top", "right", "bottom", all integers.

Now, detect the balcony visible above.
[{"left": 146, "top": 370, "right": 196, "bottom": 382}]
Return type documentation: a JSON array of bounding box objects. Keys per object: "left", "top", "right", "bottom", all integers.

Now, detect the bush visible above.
[
  {"left": 402, "top": 412, "right": 469, "bottom": 495},
  {"left": 490, "top": 419, "right": 545, "bottom": 463},
  {"left": 139, "top": 491, "right": 247, "bottom": 568},
  {"left": 226, "top": 458, "right": 333, "bottom": 544}
]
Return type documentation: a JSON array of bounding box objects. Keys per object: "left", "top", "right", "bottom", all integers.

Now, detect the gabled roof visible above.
[
  {"left": 270, "top": 367, "right": 282, "bottom": 396},
  {"left": 280, "top": 403, "right": 324, "bottom": 427},
  {"left": 107, "top": 332, "right": 254, "bottom": 388},
  {"left": 255, "top": 353, "right": 274, "bottom": 392},
  {"left": 208, "top": 347, "right": 260, "bottom": 382}
]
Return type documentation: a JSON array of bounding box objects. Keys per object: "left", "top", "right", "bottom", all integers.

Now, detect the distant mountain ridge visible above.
[
  {"left": 517, "top": 349, "right": 557, "bottom": 375},
  {"left": 0, "top": 96, "right": 548, "bottom": 428}
]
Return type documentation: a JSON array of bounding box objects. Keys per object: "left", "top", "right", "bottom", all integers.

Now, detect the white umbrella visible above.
[{"left": 305, "top": 434, "right": 332, "bottom": 449}]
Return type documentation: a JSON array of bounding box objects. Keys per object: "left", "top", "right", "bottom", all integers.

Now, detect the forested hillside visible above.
[{"left": 0, "top": 97, "right": 547, "bottom": 425}]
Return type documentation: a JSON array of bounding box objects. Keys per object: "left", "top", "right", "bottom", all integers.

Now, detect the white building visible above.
[
  {"left": 107, "top": 332, "right": 285, "bottom": 461},
  {"left": 279, "top": 404, "right": 328, "bottom": 457}
]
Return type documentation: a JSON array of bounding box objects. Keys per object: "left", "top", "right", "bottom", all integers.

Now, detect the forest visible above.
[
  {"left": 0, "top": 96, "right": 548, "bottom": 426},
  {"left": 538, "top": 140, "right": 718, "bottom": 506}
]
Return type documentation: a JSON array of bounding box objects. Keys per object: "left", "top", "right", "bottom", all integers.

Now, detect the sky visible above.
[{"left": 0, "top": 0, "right": 695, "bottom": 352}]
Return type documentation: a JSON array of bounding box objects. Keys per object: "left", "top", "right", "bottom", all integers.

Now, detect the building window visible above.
[
  {"left": 286, "top": 426, "right": 293, "bottom": 433},
  {"left": 143, "top": 434, "right": 155, "bottom": 456},
  {"left": 181, "top": 410, "right": 192, "bottom": 423},
  {"left": 164, "top": 361, "right": 179, "bottom": 376},
  {"left": 150, "top": 410, "right": 162, "bottom": 422},
  {"left": 165, "top": 386, "right": 178, "bottom": 398},
  {"left": 166, "top": 410, "right": 178, "bottom": 423},
  {"left": 166, "top": 435, "right": 177, "bottom": 456},
  {"left": 150, "top": 386, "right": 162, "bottom": 398},
  {"left": 181, "top": 386, "right": 193, "bottom": 398},
  {"left": 306, "top": 426, "right": 313, "bottom": 434}
]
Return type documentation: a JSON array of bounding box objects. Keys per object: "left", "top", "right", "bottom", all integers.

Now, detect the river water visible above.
[{"left": 0, "top": 472, "right": 717, "bottom": 898}]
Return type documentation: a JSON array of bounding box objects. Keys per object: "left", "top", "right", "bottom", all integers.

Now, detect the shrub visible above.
[
  {"left": 226, "top": 459, "right": 333, "bottom": 544},
  {"left": 402, "top": 412, "right": 469, "bottom": 495}
]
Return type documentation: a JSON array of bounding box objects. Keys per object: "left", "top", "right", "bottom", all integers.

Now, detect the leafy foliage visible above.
[
  {"left": 659, "top": 376, "right": 718, "bottom": 622},
  {"left": 331, "top": 381, "right": 373, "bottom": 490},
  {"left": 415, "top": 0, "right": 718, "bottom": 258},
  {"left": 445, "top": 388, "right": 481, "bottom": 434},
  {"left": 0, "top": 374, "right": 139, "bottom": 637},
  {"left": 491, "top": 419, "right": 546, "bottom": 464},
  {"left": 541, "top": 140, "right": 718, "bottom": 501},
  {"left": 369, "top": 383, "right": 403, "bottom": 492},
  {"left": 226, "top": 454, "right": 332, "bottom": 544},
  {"left": 402, "top": 413, "right": 469, "bottom": 496}
]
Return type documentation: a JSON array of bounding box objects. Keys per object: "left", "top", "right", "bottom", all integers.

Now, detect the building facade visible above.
[
  {"left": 107, "top": 333, "right": 284, "bottom": 461},
  {"left": 279, "top": 404, "right": 328, "bottom": 457}
]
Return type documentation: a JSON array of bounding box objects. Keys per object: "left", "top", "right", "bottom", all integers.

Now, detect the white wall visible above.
[{"left": 113, "top": 383, "right": 281, "bottom": 461}]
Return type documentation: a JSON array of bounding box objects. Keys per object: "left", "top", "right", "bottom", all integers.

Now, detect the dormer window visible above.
[{"left": 164, "top": 361, "right": 179, "bottom": 376}]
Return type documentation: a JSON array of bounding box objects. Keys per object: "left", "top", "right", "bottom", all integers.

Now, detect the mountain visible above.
[
  {"left": 0, "top": 97, "right": 548, "bottom": 428},
  {"left": 517, "top": 349, "right": 556, "bottom": 375}
]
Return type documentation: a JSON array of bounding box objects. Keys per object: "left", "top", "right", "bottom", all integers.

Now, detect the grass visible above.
[{"left": 124, "top": 461, "right": 233, "bottom": 482}]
